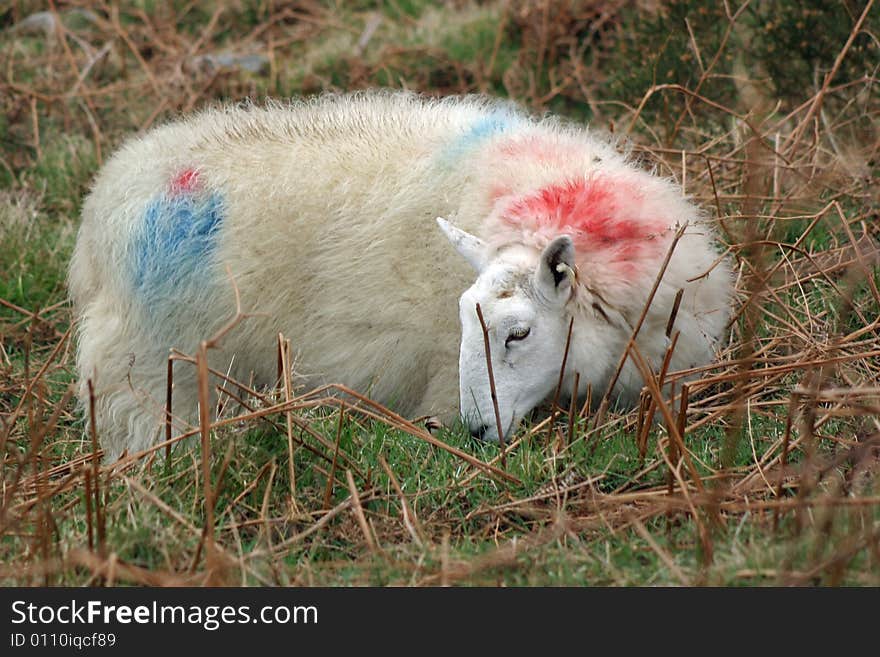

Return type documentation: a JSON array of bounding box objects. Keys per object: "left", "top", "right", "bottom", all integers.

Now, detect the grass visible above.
[{"left": 1, "top": 0, "right": 879, "bottom": 586}]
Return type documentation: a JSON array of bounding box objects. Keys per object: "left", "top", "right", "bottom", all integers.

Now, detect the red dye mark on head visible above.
[
  {"left": 498, "top": 177, "right": 671, "bottom": 276},
  {"left": 505, "top": 179, "right": 635, "bottom": 240},
  {"left": 170, "top": 168, "right": 200, "bottom": 194}
]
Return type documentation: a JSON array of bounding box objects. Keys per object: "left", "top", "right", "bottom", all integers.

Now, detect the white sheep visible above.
[{"left": 69, "top": 90, "right": 732, "bottom": 459}]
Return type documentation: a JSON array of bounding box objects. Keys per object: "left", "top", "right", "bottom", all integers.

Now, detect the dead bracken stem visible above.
[
  {"left": 594, "top": 222, "right": 688, "bottom": 429},
  {"left": 195, "top": 341, "right": 217, "bottom": 581},
  {"left": 279, "top": 333, "right": 300, "bottom": 516},
  {"left": 665, "top": 289, "right": 684, "bottom": 338},
  {"left": 676, "top": 384, "right": 689, "bottom": 447},
  {"left": 547, "top": 317, "right": 576, "bottom": 444},
  {"left": 629, "top": 512, "right": 690, "bottom": 586},
  {"left": 775, "top": 392, "right": 799, "bottom": 532},
  {"left": 86, "top": 379, "right": 104, "bottom": 559},
  {"left": 668, "top": 384, "right": 689, "bottom": 505},
  {"left": 83, "top": 470, "right": 94, "bottom": 552},
  {"left": 567, "top": 371, "right": 580, "bottom": 447},
  {"left": 551, "top": 317, "right": 576, "bottom": 411},
  {"left": 475, "top": 303, "right": 507, "bottom": 468},
  {"left": 276, "top": 333, "right": 284, "bottom": 386},
  {"left": 636, "top": 391, "right": 655, "bottom": 463},
  {"left": 346, "top": 469, "right": 376, "bottom": 553},
  {"left": 323, "top": 402, "right": 345, "bottom": 510},
  {"left": 378, "top": 455, "right": 424, "bottom": 547},
  {"left": 627, "top": 341, "right": 705, "bottom": 497},
  {"left": 165, "top": 354, "right": 173, "bottom": 463}
]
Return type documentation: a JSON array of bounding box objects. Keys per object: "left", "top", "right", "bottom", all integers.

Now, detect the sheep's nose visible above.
[{"left": 470, "top": 424, "right": 489, "bottom": 440}]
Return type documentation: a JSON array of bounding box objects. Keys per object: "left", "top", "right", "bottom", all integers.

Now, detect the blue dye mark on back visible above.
[
  {"left": 131, "top": 191, "right": 224, "bottom": 302},
  {"left": 441, "top": 110, "right": 521, "bottom": 163}
]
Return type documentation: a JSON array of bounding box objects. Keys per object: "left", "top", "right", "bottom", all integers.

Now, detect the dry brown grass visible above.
[{"left": 1, "top": 1, "right": 879, "bottom": 586}]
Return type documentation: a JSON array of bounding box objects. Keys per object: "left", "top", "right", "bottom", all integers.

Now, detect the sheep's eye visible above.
[{"left": 505, "top": 327, "right": 531, "bottom": 347}]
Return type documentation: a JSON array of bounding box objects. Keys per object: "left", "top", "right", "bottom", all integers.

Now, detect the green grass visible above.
[{"left": 1, "top": 0, "right": 879, "bottom": 587}]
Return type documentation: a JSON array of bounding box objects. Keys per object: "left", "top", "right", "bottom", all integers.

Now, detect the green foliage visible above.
[
  {"left": 608, "top": 2, "right": 737, "bottom": 127},
  {"left": 745, "top": 0, "right": 879, "bottom": 100}
]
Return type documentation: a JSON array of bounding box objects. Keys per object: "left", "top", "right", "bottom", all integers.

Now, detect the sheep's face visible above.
[{"left": 438, "top": 218, "right": 575, "bottom": 442}]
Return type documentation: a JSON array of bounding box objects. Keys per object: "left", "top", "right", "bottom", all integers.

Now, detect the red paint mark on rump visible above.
[{"left": 170, "top": 168, "right": 200, "bottom": 194}]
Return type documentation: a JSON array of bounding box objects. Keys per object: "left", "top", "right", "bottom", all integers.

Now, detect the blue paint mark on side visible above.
[
  {"left": 441, "top": 110, "right": 521, "bottom": 163},
  {"left": 131, "top": 191, "right": 224, "bottom": 300}
]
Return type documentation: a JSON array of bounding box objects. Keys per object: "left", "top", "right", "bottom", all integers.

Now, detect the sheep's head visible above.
[{"left": 438, "top": 217, "right": 577, "bottom": 442}]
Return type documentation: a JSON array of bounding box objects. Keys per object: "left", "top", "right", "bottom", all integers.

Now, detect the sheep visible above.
[{"left": 69, "top": 90, "right": 732, "bottom": 460}]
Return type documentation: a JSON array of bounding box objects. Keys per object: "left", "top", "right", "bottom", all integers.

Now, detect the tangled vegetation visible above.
[{"left": 1, "top": 0, "right": 878, "bottom": 585}]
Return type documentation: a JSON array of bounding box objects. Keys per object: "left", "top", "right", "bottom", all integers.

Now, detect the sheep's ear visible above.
[
  {"left": 436, "top": 217, "right": 488, "bottom": 273},
  {"left": 535, "top": 236, "right": 575, "bottom": 304}
]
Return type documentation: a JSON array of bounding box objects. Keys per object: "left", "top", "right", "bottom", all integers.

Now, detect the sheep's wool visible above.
[{"left": 70, "top": 91, "right": 732, "bottom": 459}]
